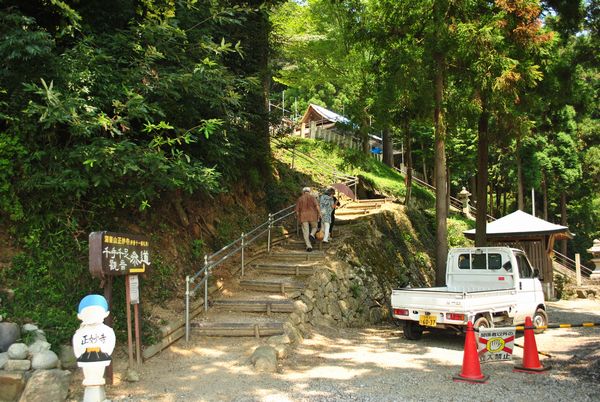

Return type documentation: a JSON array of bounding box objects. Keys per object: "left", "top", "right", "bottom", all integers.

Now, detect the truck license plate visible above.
[{"left": 419, "top": 315, "right": 437, "bottom": 327}]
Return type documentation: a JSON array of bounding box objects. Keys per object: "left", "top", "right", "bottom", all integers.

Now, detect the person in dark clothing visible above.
[{"left": 329, "top": 189, "right": 341, "bottom": 238}]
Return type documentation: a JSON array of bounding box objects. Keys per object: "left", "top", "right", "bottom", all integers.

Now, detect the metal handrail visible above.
[
  {"left": 184, "top": 204, "right": 297, "bottom": 341},
  {"left": 394, "top": 166, "right": 496, "bottom": 220},
  {"left": 553, "top": 250, "right": 593, "bottom": 277}
]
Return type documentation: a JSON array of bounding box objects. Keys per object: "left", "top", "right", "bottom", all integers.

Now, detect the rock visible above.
[
  {"left": 7, "top": 343, "right": 28, "bottom": 360},
  {"left": 338, "top": 300, "right": 350, "bottom": 317},
  {"left": 267, "top": 335, "right": 291, "bottom": 345},
  {"left": 293, "top": 300, "right": 308, "bottom": 314},
  {"left": 314, "top": 298, "right": 327, "bottom": 314},
  {"left": 4, "top": 359, "right": 31, "bottom": 371},
  {"left": 271, "top": 343, "right": 288, "bottom": 359},
  {"left": 288, "top": 312, "right": 302, "bottom": 326},
  {"left": 18, "top": 369, "right": 70, "bottom": 402},
  {"left": 31, "top": 350, "right": 59, "bottom": 369},
  {"left": 250, "top": 346, "right": 277, "bottom": 372},
  {"left": 0, "top": 322, "right": 20, "bottom": 353},
  {"left": 125, "top": 368, "right": 140, "bottom": 382},
  {"left": 21, "top": 324, "right": 38, "bottom": 333},
  {"left": 311, "top": 315, "right": 335, "bottom": 328},
  {"left": 369, "top": 307, "right": 384, "bottom": 323},
  {"left": 28, "top": 340, "right": 51, "bottom": 355},
  {"left": 0, "top": 372, "right": 26, "bottom": 402},
  {"left": 287, "top": 291, "right": 302, "bottom": 299},
  {"left": 296, "top": 323, "right": 310, "bottom": 337},
  {"left": 283, "top": 323, "right": 302, "bottom": 344},
  {"left": 303, "top": 289, "right": 315, "bottom": 299},
  {"left": 0, "top": 352, "right": 8, "bottom": 369},
  {"left": 58, "top": 345, "right": 77, "bottom": 369}
]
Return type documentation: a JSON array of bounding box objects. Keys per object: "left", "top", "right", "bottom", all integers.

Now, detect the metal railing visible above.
[
  {"left": 394, "top": 166, "right": 496, "bottom": 220},
  {"left": 553, "top": 250, "right": 593, "bottom": 279},
  {"left": 184, "top": 204, "right": 297, "bottom": 341}
]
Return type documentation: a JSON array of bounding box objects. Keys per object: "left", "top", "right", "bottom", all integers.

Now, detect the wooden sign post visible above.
[{"left": 89, "top": 231, "right": 151, "bottom": 381}]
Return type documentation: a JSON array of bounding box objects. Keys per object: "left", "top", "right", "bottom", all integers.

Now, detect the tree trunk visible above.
[
  {"left": 488, "top": 184, "right": 494, "bottom": 218},
  {"left": 404, "top": 118, "right": 413, "bottom": 207},
  {"left": 446, "top": 165, "right": 451, "bottom": 211},
  {"left": 560, "top": 191, "right": 567, "bottom": 256},
  {"left": 495, "top": 185, "right": 501, "bottom": 217},
  {"left": 434, "top": 52, "right": 448, "bottom": 287},
  {"left": 421, "top": 141, "right": 428, "bottom": 184},
  {"left": 382, "top": 125, "right": 393, "bottom": 166},
  {"left": 361, "top": 114, "right": 370, "bottom": 154},
  {"left": 516, "top": 140, "right": 524, "bottom": 211},
  {"left": 542, "top": 172, "right": 548, "bottom": 221},
  {"left": 475, "top": 101, "right": 489, "bottom": 247}
]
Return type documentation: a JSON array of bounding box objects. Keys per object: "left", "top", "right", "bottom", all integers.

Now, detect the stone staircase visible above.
[
  {"left": 189, "top": 241, "right": 327, "bottom": 339},
  {"left": 188, "top": 198, "right": 387, "bottom": 340},
  {"left": 335, "top": 198, "right": 389, "bottom": 220}
]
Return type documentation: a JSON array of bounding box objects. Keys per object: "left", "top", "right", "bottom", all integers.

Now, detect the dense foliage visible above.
[
  {"left": 271, "top": 0, "right": 599, "bottom": 264},
  {"left": 0, "top": 0, "right": 277, "bottom": 345}
]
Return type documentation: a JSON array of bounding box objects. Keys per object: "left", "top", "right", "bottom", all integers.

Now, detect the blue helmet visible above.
[{"left": 78, "top": 294, "right": 109, "bottom": 314}]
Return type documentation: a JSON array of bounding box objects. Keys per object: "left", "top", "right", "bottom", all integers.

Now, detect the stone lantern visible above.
[
  {"left": 587, "top": 239, "right": 600, "bottom": 280},
  {"left": 457, "top": 187, "right": 472, "bottom": 219}
]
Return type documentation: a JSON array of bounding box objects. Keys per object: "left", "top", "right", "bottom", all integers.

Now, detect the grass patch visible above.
[{"left": 273, "top": 137, "right": 435, "bottom": 206}]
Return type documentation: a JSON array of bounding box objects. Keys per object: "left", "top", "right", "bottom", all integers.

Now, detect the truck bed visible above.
[{"left": 391, "top": 287, "right": 517, "bottom": 316}]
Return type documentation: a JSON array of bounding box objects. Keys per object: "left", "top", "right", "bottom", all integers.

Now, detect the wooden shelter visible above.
[
  {"left": 299, "top": 104, "right": 350, "bottom": 128},
  {"left": 463, "top": 210, "right": 573, "bottom": 299}
]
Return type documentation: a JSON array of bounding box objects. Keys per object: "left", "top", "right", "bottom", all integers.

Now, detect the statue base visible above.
[{"left": 83, "top": 385, "right": 107, "bottom": 402}]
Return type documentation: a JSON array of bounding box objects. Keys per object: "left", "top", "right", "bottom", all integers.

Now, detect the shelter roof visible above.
[
  {"left": 463, "top": 210, "right": 572, "bottom": 239},
  {"left": 301, "top": 104, "right": 350, "bottom": 125}
]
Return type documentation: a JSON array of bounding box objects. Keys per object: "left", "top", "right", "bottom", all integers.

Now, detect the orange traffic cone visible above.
[
  {"left": 453, "top": 321, "right": 489, "bottom": 383},
  {"left": 513, "top": 316, "right": 551, "bottom": 373}
]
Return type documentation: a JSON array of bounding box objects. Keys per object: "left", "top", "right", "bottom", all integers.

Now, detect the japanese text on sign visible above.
[
  {"left": 477, "top": 327, "right": 515, "bottom": 363},
  {"left": 89, "top": 231, "right": 151, "bottom": 277}
]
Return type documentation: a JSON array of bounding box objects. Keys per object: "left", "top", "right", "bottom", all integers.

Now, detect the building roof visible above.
[
  {"left": 463, "top": 210, "right": 572, "bottom": 239},
  {"left": 301, "top": 104, "right": 351, "bottom": 125}
]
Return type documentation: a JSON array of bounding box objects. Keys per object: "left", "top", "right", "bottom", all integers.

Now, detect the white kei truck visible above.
[{"left": 391, "top": 247, "right": 548, "bottom": 340}]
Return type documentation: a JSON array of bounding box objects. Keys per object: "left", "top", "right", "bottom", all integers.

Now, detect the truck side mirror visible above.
[
  {"left": 533, "top": 268, "right": 540, "bottom": 278},
  {"left": 503, "top": 261, "right": 512, "bottom": 272}
]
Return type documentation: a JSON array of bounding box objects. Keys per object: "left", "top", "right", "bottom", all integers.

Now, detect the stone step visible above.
[
  {"left": 282, "top": 240, "right": 331, "bottom": 251},
  {"left": 355, "top": 198, "right": 389, "bottom": 203},
  {"left": 335, "top": 209, "right": 370, "bottom": 216},
  {"left": 267, "top": 250, "right": 325, "bottom": 260},
  {"left": 252, "top": 264, "right": 316, "bottom": 276},
  {"left": 191, "top": 322, "right": 284, "bottom": 337},
  {"left": 211, "top": 299, "right": 295, "bottom": 313},
  {"left": 239, "top": 279, "right": 305, "bottom": 293},
  {"left": 343, "top": 203, "right": 382, "bottom": 209}
]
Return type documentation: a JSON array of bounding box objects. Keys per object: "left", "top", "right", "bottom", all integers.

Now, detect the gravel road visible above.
[{"left": 86, "top": 299, "right": 600, "bottom": 402}]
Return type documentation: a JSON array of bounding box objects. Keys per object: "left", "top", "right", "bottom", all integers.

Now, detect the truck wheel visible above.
[
  {"left": 473, "top": 316, "right": 490, "bottom": 330},
  {"left": 403, "top": 321, "right": 423, "bottom": 340},
  {"left": 473, "top": 316, "right": 490, "bottom": 342},
  {"left": 532, "top": 308, "right": 548, "bottom": 334}
]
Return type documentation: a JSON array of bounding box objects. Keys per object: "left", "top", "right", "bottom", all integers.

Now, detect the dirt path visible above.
[{"left": 67, "top": 298, "right": 600, "bottom": 401}]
